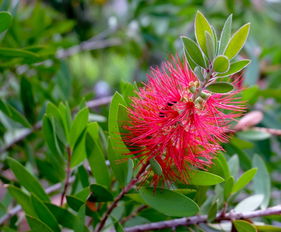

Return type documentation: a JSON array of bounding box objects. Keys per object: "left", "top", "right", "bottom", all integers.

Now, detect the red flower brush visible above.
[{"left": 123, "top": 57, "right": 244, "bottom": 186}]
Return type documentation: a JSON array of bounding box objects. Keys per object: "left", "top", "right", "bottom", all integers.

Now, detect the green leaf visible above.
[
  {"left": 42, "top": 116, "right": 63, "bottom": 157},
  {"left": 31, "top": 194, "right": 60, "bottom": 232},
  {"left": 237, "top": 130, "right": 271, "bottom": 141},
  {"left": 0, "top": 48, "right": 40, "bottom": 62},
  {"left": 224, "top": 23, "right": 250, "bottom": 59},
  {"left": 189, "top": 170, "right": 224, "bottom": 186},
  {"left": 20, "top": 77, "right": 35, "bottom": 124},
  {"left": 207, "top": 202, "right": 217, "bottom": 222},
  {"left": 139, "top": 188, "right": 199, "bottom": 217},
  {"left": 217, "top": 59, "right": 251, "bottom": 77},
  {"left": 46, "top": 203, "right": 76, "bottom": 229},
  {"left": 108, "top": 92, "right": 129, "bottom": 186},
  {"left": 232, "top": 168, "right": 257, "bottom": 193},
  {"left": 113, "top": 217, "right": 125, "bottom": 232},
  {"left": 253, "top": 155, "right": 271, "bottom": 209},
  {"left": 208, "top": 153, "right": 230, "bottom": 179},
  {"left": 149, "top": 158, "right": 163, "bottom": 176},
  {"left": 194, "top": 11, "right": 213, "bottom": 55},
  {"left": 0, "top": 99, "right": 31, "bottom": 128},
  {"left": 206, "top": 82, "right": 233, "bottom": 93},
  {"left": 194, "top": 67, "right": 205, "bottom": 82},
  {"left": 219, "top": 14, "right": 232, "bottom": 54},
  {"left": 234, "top": 194, "right": 263, "bottom": 213},
  {"left": 181, "top": 36, "right": 206, "bottom": 68},
  {"left": 0, "top": 11, "right": 12, "bottom": 33},
  {"left": 7, "top": 158, "right": 49, "bottom": 202},
  {"left": 86, "top": 122, "right": 110, "bottom": 188},
  {"left": 89, "top": 184, "right": 114, "bottom": 202},
  {"left": 74, "top": 205, "right": 86, "bottom": 232},
  {"left": 213, "top": 55, "right": 230, "bottom": 73},
  {"left": 66, "top": 195, "right": 84, "bottom": 212},
  {"left": 233, "top": 220, "right": 257, "bottom": 232},
  {"left": 205, "top": 31, "right": 215, "bottom": 60},
  {"left": 70, "top": 107, "right": 89, "bottom": 148},
  {"left": 224, "top": 176, "right": 234, "bottom": 200},
  {"left": 70, "top": 130, "right": 87, "bottom": 167},
  {"left": 26, "top": 216, "right": 54, "bottom": 232},
  {"left": 7, "top": 185, "right": 36, "bottom": 216},
  {"left": 256, "top": 225, "right": 281, "bottom": 232},
  {"left": 185, "top": 51, "right": 197, "bottom": 70}
]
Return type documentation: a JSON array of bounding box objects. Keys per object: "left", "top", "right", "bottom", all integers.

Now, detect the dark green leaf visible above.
[
  {"left": 86, "top": 122, "right": 110, "bottom": 188},
  {"left": 224, "top": 176, "right": 234, "bottom": 200},
  {"left": 7, "top": 185, "right": 36, "bottom": 216},
  {"left": 219, "top": 14, "right": 232, "bottom": 54},
  {"left": 26, "top": 216, "right": 54, "bottom": 232},
  {"left": 233, "top": 220, "right": 257, "bottom": 232},
  {"left": 0, "top": 11, "right": 12, "bottom": 33},
  {"left": 253, "top": 155, "right": 271, "bottom": 209},
  {"left": 181, "top": 36, "right": 206, "bottom": 68},
  {"left": 206, "top": 82, "right": 233, "bottom": 93},
  {"left": 232, "top": 168, "right": 257, "bottom": 193},
  {"left": 31, "top": 194, "right": 60, "bottom": 232},
  {"left": 139, "top": 188, "right": 199, "bottom": 217},
  {"left": 20, "top": 77, "right": 35, "bottom": 123},
  {"left": 207, "top": 202, "right": 217, "bottom": 222},
  {"left": 213, "top": 55, "right": 230, "bottom": 73},
  {"left": 71, "top": 129, "right": 87, "bottom": 167},
  {"left": 194, "top": 11, "right": 213, "bottom": 55},
  {"left": 0, "top": 99, "right": 31, "bottom": 128},
  {"left": 7, "top": 158, "right": 49, "bottom": 202},
  {"left": 0, "top": 48, "right": 40, "bottom": 62},
  {"left": 46, "top": 203, "right": 76, "bottom": 229},
  {"left": 74, "top": 205, "right": 86, "bottom": 232},
  {"left": 70, "top": 107, "right": 89, "bottom": 148},
  {"left": 189, "top": 170, "right": 224, "bottom": 186},
  {"left": 66, "top": 195, "right": 84, "bottom": 212},
  {"left": 224, "top": 23, "right": 250, "bottom": 59},
  {"left": 89, "top": 184, "right": 113, "bottom": 202}
]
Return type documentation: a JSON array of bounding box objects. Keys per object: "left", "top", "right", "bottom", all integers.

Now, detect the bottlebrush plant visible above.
[{"left": 2, "top": 6, "right": 281, "bottom": 232}]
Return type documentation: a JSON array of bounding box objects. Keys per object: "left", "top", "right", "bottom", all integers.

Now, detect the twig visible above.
[
  {"left": 120, "top": 205, "right": 148, "bottom": 225},
  {"left": 56, "top": 38, "right": 121, "bottom": 59},
  {"left": 95, "top": 163, "right": 149, "bottom": 232},
  {"left": 0, "top": 96, "right": 112, "bottom": 154},
  {"left": 252, "top": 127, "right": 281, "bottom": 136},
  {"left": 60, "top": 146, "right": 72, "bottom": 206},
  {"left": 0, "top": 122, "right": 41, "bottom": 154},
  {"left": 0, "top": 176, "right": 75, "bottom": 225},
  {"left": 124, "top": 205, "right": 281, "bottom": 232}
]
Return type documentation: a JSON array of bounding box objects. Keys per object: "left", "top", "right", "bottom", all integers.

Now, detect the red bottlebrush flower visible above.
[{"left": 124, "top": 56, "right": 244, "bottom": 187}]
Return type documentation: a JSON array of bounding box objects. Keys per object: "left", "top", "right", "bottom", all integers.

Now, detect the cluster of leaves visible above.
[{"left": 1, "top": 1, "right": 281, "bottom": 232}]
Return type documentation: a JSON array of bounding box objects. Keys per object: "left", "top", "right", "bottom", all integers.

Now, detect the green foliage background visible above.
[{"left": 0, "top": 0, "right": 281, "bottom": 232}]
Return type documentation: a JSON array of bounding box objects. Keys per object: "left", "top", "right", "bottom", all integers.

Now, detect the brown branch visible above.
[
  {"left": 0, "top": 176, "right": 75, "bottom": 225},
  {"left": 60, "top": 146, "right": 72, "bottom": 206},
  {"left": 95, "top": 163, "right": 149, "bottom": 232},
  {"left": 124, "top": 205, "right": 281, "bottom": 232}
]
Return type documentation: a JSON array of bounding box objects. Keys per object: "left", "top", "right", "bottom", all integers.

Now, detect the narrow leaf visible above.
[
  {"left": 194, "top": 11, "right": 213, "bottom": 55},
  {"left": 253, "top": 155, "right": 271, "bottom": 209},
  {"left": 181, "top": 36, "right": 206, "bottom": 68},
  {"left": 26, "top": 216, "right": 54, "bottom": 232},
  {"left": 7, "top": 158, "right": 49, "bottom": 202},
  {"left": 232, "top": 168, "right": 257, "bottom": 193},
  {"left": 224, "top": 23, "right": 250, "bottom": 59},
  {"left": 234, "top": 194, "right": 264, "bottom": 213},
  {"left": 219, "top": 14, "right": 232, "bottom": 54}
]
